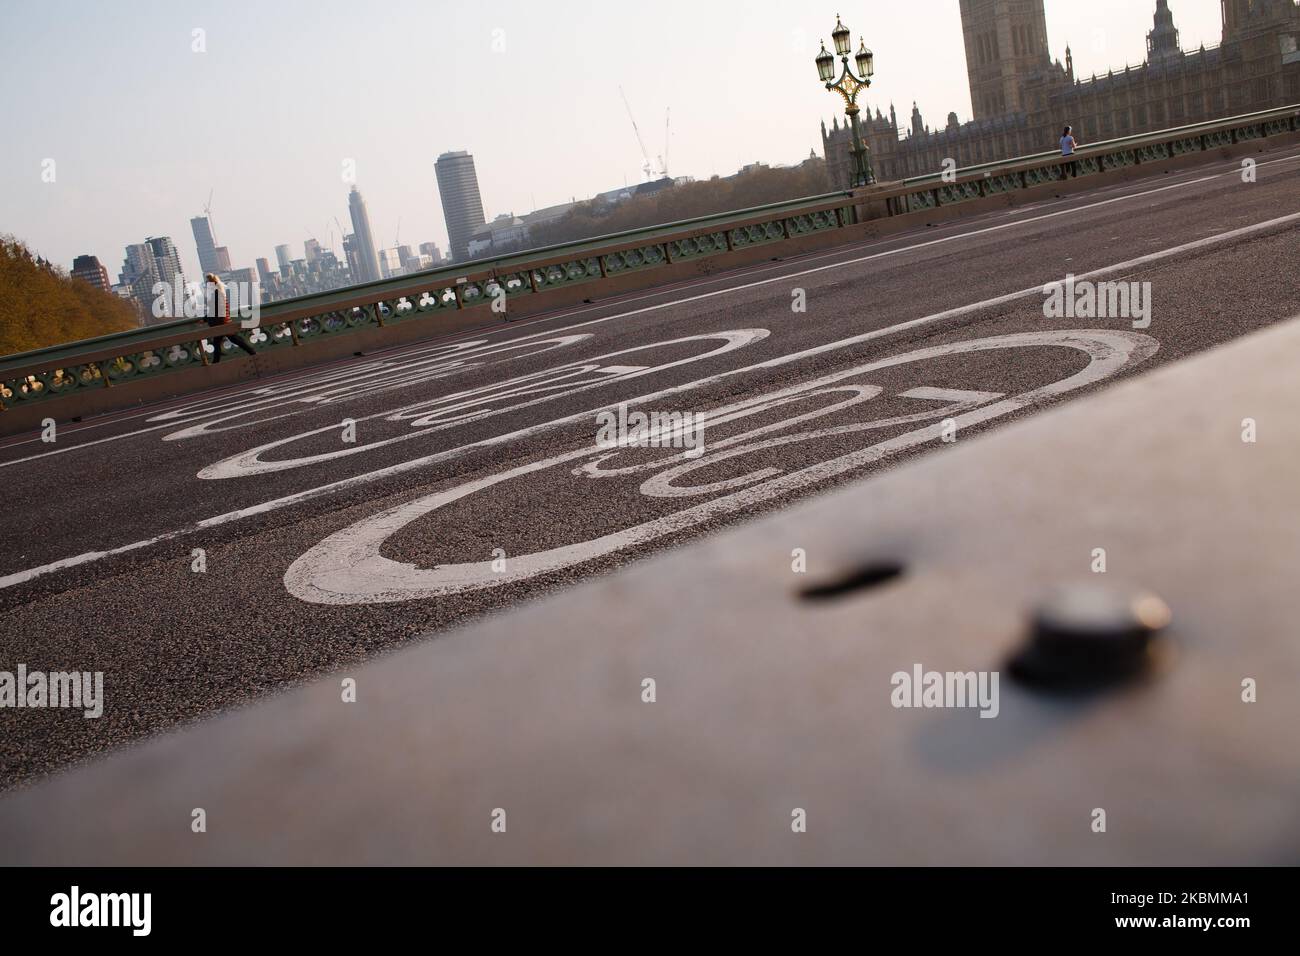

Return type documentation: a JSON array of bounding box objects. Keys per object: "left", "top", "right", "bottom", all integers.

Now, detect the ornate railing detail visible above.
[
  {"left": 3, "top": 105, "right": 1296, "bottom": 416},
  {"left": 905, "top": 188, "right": 938, "bottom": 211},
  {"left": 981, "top": 172, "right": 1021, "bottom": 195}
]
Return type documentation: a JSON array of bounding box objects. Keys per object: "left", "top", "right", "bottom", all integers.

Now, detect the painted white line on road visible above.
[
  {"left": 4, "top": 146, "right": 1294, "bottom": 466},
  {"left": 196, "top": 331, "right": 769, "bottom": 478},
  {"left": 284, "top": 330, "right": 1158, "bottom": 603},
  {"left": 194, "top": 206, "right": 1300, "bottom": 479},
  {"left": 0, "top": 335, "right": 593, "bottom": 467},
  {"left": 200, "top": 332, "right": 769, "bottom": 478},
  {"left": 1, "top": 209, "right": 1295, "bottom": 594}
]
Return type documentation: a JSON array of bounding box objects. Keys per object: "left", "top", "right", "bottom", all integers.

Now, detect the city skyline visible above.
[{"left": 0, "top": 1, "right": 1227, "bottom": 283}]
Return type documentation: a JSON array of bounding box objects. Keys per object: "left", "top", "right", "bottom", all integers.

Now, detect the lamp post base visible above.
[{"left": 849, "top": 147, "right": 876, "bottom": 188}]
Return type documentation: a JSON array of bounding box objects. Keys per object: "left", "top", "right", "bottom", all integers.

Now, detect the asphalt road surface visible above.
[{"left": 2, "top": 144, "right": 1298, "bottom": 789}]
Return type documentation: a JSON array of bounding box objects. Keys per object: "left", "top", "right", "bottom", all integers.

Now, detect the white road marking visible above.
[
  {"left": 193, "top": 206, "right": 1300, "bottom": 478},
  {"left": 3, "top": 147, "right": 1294, "bottom": 465},
  {"left": 196, "top": 331, "right": 769, "bottom": 478},
  {"left": 284, "top": 330, "right": 1158, "bottom": 604},
  {"left": 0, "top": 208, "right": 1295, "bottom": 592},
  {"left": 0, "top": 335, "right": 593, "bottom": 466}
]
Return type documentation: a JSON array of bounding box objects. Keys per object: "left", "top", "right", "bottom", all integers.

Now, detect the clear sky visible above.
[{"left": 0, "top": 0, "right": 1226, "bottom": 281}]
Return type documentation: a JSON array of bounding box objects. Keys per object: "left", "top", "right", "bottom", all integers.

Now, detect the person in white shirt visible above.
[
  {"left": 1060, "top": 125, "right": 1080, "bottom": 178},
  {"left": 1060, "top": 125, "right": 1078, "bottom": 156}
]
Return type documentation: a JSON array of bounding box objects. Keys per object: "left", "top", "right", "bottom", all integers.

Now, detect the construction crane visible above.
[
  {"left": 620, "top": 86, "right": 655, "bottom": 181},
  {"left": 203, "top": 189, "right": 219, "bottom": 244},
  {"left": 659, "top": 107, "right": 671, "bottom": 180}
]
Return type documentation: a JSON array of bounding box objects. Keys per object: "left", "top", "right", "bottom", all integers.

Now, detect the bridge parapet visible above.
[{"left": 2, "top": 105, "right": 1297, "bottom": 435}]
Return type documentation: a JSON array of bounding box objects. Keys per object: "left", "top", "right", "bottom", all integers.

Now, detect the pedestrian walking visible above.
[
  {"left": 203, "top": 272, "right": 256, "bottom": 363},
  {"left": 1060, "top": 125, "right": 1080, "bottom": 177},
  {"left": 1060, "top": 125, "right": 1078, "bottom": 156}
]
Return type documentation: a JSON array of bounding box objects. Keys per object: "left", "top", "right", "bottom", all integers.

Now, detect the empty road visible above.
[{"left": 2, "top": 143, "right": 1298, "bottom": 787}]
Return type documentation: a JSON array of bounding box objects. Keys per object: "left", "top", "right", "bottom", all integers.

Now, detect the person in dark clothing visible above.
[{"left": 203, "top": 272, "right": 256, "bottom": 362}]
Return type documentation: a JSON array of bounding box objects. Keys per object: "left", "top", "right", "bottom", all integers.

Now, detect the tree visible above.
[{"left": 0, "top": 236, "right": 138, "bottom": 357}]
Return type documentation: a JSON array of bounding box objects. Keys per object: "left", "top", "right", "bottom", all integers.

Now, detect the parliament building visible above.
[{"left": 822, "top": 0, "right": 1300, "bottom": 185}]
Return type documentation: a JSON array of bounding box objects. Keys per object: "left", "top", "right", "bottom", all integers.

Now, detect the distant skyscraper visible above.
[
  {"left": 120, "top": 243, "right": 154, "bottom": 287},
  {"left": 146, "top": 236, "right": 185, "bottom": 317},
  {"left": 342, "top": 234, "right": 360, "bottom": 280},
  {"left": 275, "top": 244, "right": 292, "bottom": 275},
  {"left": 418, "top": 241, "right": 443, "bottom": 265},
  {"left": 304, "top": 238, "right": 322, "bottom": 263},
  {"left": 70, "top": 255, "right": 111, "bottom": 292},
  {"left": 435, "top": 151, "right": 486, "bottom": 263},
  {"left": 190, "top": 216, "right": 220, "bottom": 275},
  {"left": 118, "top": 237, "right": 185, "bottom": 323},
  {"left": 347, "top": 187, "right": 381, "bottom": 284},
  {"left": 227, "top": 266, "right": 258, "bottom": 291},
  {"left": 378, "top": 248, "right": 404, "bottom": 279},
  {"left": 213, "top": 246, "right": 232, "bottom": 273},
  {"left": 256, "top": 257, "right": 275, "bottom": 284},
  {"left": 118, "top": 244, "right": 156, "bottom": 323}
]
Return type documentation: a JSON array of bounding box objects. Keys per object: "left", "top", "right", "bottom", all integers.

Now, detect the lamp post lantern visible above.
[{"left": 816, "top": 15, "right": 876, "bottom": 187}]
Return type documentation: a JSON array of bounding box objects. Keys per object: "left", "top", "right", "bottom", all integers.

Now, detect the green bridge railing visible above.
[{"left": 2, "top": 103, "right": 1296, "bottom": 414}]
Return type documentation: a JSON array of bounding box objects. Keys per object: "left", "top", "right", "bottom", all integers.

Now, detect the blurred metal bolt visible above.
[{"left": 1010, "top": 583, "right": 1172, "bottom": 689}]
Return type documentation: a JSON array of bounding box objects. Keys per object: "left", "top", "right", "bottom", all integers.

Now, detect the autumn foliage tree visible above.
[{"left": 0, "top": 236, "right": 139, "bottom": 357}]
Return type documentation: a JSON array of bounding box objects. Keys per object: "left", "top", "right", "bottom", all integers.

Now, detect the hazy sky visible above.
[{"left": 0, "top": 0, "right": 1226, "bottom": 281}]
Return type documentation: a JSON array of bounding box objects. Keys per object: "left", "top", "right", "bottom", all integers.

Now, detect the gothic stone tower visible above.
[
  {"left": 959, "top": 0, "right": 1052, "bottom": 120},
  {"left": 1222, "top": 0, "right": 1300, "bottom": 42}
]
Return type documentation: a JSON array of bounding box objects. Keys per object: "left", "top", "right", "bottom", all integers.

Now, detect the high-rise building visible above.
[
  {"left": 147, "top": 236, "right": 184, "bottom": 288},
  {"left": 274, "top": 244, "right": 293, "bottom": 275},
  {"left": 347, "top": 187, "right": 381, "bottom": 283},
  {"left": 435, "top": 151, "right": 487, "bottom": 263},
  {"left": 146, "top": 236, "right": 185, "bottom": 318},
  {"left": 304, "top": 238, "right": 323, "bottom": 263},
  {"left": 227, "top": 266, "right": 258, "bottom": 290},
  {"left": 70, "top": 255, "right": 111, "bottom": 292},
  {"left": 118, "top": 237, "right": 186, "bottom": 323},
  {"left": 119, "top": 243, "right": 154, "bottom": 289},
  {"left": 342, "top": 234, "right": 360, "bottom": 280},
  {"left": 418, "top": 241, "right": 443, "bottom": 265},
  {"left": 256, "top": 257, "right": 275, "bottom": 284},
  {"left": 378, "top": 248, "right": 404, "bottom": 279},
  {"left": 191, "top": 216, "right": 220, "bottom": 276},
  {"left": 213, "top": 246, "right": 232, "bottom": 273}
]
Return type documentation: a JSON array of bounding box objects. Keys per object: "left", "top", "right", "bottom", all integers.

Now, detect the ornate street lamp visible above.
[{"left": 816, "top": 15, "right": 876, "bottom": 186}]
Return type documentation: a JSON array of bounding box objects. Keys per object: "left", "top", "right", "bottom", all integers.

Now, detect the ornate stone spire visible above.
[{"left": 1147, "top": 0, "right": 1182, "bottom": 65}]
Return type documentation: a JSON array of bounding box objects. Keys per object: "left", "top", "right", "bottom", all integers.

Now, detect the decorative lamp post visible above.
[{"left": 816, "top": 15, "right": 876, "bottom": 186}]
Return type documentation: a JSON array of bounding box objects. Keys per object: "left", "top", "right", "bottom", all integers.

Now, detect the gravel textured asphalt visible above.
[{"left": 1, "top": 144, "right": 1298, "bottom": 789}]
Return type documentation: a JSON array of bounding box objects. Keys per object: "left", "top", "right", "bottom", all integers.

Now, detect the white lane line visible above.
[
  {"left": 284, "top": 330, "right": 1158, "bottom": 603},
  {"left": 0, "top": 335, "right": 591, "bottom": 468},
  {"left": 214, "top": 200, "right": 1300, "bottom": 484},
  {"left": 2, "top": 209, "right": 1297, "bottom": 593},
  {"left": 198, "top": 331, "right": 768, "bottom": 478},
  {"left": 4, "top": 147, "right": 1295, "bottom": 466}
]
